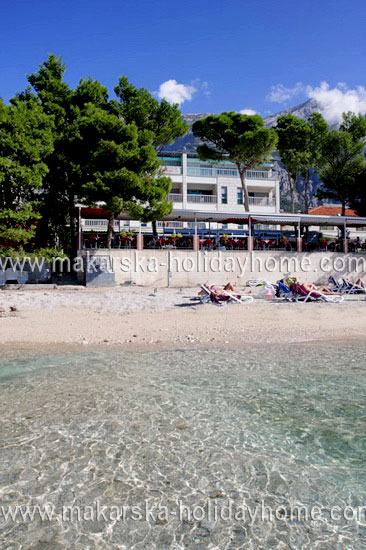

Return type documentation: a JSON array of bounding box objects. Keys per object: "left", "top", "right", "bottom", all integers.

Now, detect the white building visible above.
[
  {"left": 80, "top": 152, "right": 280, "bottom": 235},
  {"left": 159, "top": 152, "right": 279, "bottom": 231}
]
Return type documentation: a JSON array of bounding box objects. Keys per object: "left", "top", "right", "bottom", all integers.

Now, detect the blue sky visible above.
[{"left": 1, "top": 0, "right": 366, "bottom": 120}]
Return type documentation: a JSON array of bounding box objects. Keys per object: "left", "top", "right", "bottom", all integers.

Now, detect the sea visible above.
[{"left": 1, "top": 343, "right": 366, "bottom": 549}]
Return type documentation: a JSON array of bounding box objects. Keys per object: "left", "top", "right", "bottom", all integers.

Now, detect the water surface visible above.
[{"left": 1, "top": 343, "right": 366, "bottom": 549}]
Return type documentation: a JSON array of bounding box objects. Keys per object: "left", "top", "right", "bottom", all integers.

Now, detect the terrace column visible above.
[
  {"left": 182, "top": 152, "right": 188, "bottom": 207},
  {"left": 77, "top": 207, "right": 82, "bottom": 250},
  {"left": 136, "top": 222, "right": 144, "bottom": 250},
  {"left": 193, "top": 214, "right": 199, "bottom": 251},
  {"left": 247, "top": 216, "right": 253, "bottom": 251},
  {"left": 343, "top": 221, "right": 348, "bottom": 253},
  {"left": 297, "top": 220, "right": 302, "bottom": 252}
]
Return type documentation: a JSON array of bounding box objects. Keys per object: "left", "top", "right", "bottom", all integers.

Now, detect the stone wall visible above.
[{"left": 78, "top": 250, "right": 366, "bottom": 287}]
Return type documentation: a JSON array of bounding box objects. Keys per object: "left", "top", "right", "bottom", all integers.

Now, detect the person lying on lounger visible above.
[
  {"left": 199, "top": 282, "right": 250, "bottom": 298},
  {"left": 300, "top": 282, "right": 342, "bottom": 295}
]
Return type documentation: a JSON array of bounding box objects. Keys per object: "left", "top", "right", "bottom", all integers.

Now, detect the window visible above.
[
  {"left": 237, "top": 224, "right": 244, "bottom": 229},
  {"left": 323, "top": 226, "right": 335, "bottom": 231},
  {"left": 221, "top": 186, "right": 228, "bottom": 204},
  {"left": 222, "top": 224, "right": 228, "bottom": 229},
  {"left": 237, "top": 187, "right": 243, "bottom": 205}
]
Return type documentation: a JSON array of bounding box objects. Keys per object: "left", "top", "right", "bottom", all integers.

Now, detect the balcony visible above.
[
  {"left": 81, "top": 219, "right": 122, "bottom": 231},
  {"left": 162, "top": 165, "right": 182, "bottom": 175},
  {"left": 157, "top": 221, "right": 184, "bottom": 229},
  {"left": 248, "top": 197, "right": 276, "bottom": 206},
  {"left": 187, "top": 194, "right": 218, "bottom": 204},
  {"left": 187, "top": 167, "right": 272, "bottom": 179},
  {"left": 246, "top": 171, "right": 270, "bottom": 179},
  {"left": 187, "top": 167, "right": 238, "bottom": 178},
  {"left": 168, "top": 193, "right": 183, "bottom": 202}
]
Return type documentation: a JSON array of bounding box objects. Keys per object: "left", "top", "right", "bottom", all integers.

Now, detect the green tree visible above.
[
  {"left": 340, "top": 112, "right": 366, "bottom": 141},
  {"left": 318, "top": 129, "right": 366, "bottom": 216},
  {"left": 78, "top": 104, "right": 163, "bottom": 248},
  {"left": 276, "top": 114, "right": 309, "bottom": 213},
  {"left": 0, "top": 96, "right": 53, "bottom": 247},
  {"left": 26, "top": 54, "right": 81, "bottom": 253},
  {"left": 113, "top": 76, "right": 188, "bottom": 234},
  {"left": 26, "top": 55, "right": 111, "bottom": 255},
  {"left": 192, "top": 112, "right": 277, "bottom": 211},
  {"left": 298, "top": 113, "right": 328, "bottom": 213},
  {"left": 348, "top": 166, "right": 366, "bottom": 216}
]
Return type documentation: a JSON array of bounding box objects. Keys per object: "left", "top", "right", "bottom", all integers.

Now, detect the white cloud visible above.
[
  {"left": 306, "top": 81, "right": 366, "bottom": 124},
  {"left": 239, "top": 108, "right": 257, "bottom": 115},
  {"left": 266, "top": 82, "right": 304, "bottom": 103},
  {"left": 157, "top": 79, "right": 196, "bottom": 105},
  {"left": 192, "top": 79, "right": 211, "bottom": 97}
]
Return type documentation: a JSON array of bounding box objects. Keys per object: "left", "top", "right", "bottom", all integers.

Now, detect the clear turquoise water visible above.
[{"left": 1, "top": 344, "right": 366, "bottom": 549}]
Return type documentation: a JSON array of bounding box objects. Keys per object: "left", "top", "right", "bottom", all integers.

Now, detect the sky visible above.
[{"left": 1, "top": 0, "right": 366, "bottom": 122}]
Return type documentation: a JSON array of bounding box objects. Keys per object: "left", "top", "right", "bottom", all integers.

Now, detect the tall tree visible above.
[
  {"left": 192, "top": 112, "right": 277, "bottom": 211},
  {"left": 26, "top": 55, "right": 111, "bottom": 254},
  {"left": 317, "top": 129, "right": 366, "bottom": 216},
  {"left": 26, "top": 54, "right": 80, "bottom": 253},
  {"left": 298, "top": 113, "right": 328, "bottom": 213},
  {"left": 349, "top": 166, "right": 366, "bottom": 216},
  {"left": 78, "top": 104, "right": 163, "bottom": 248},
  {"left": 113, "top": 76, "right": 188, "bottom": 234},
  {"left": 276, "top": 114, "right": 309, "bottom": 213},
  {"left": 0, "top": 96, "right": 53, "bottom": 247}
]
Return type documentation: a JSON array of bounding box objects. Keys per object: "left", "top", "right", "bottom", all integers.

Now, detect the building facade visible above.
[{"left": 80, "top": 152, "right": 280, "bottom": 235}]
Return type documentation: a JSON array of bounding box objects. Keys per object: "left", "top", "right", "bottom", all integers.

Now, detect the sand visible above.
[{"left": 0, "top": 286, "right": 365, "bottom": 350}]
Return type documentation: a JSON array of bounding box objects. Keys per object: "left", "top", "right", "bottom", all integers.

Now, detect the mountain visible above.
[
  {"left": 165, "top": 99, "right": 323, "bottom": 153},
  {"left": 263, "top": 98, "right": 323, "bottom": 127}
]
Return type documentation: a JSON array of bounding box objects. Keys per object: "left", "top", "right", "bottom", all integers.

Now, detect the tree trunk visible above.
[
  {"left": 152, "top": 220, "right": 158, "bottom": 238},
  {"left": 288, "top": 170, "right": 295, "bottom": 213},
  {"left": 68, "top": 191, "right": 77, "bottom": 261},
  {"left": 341, "top": 201, "right": 346, "bottom": 217},
  {"left": 238, "top": 166, "right": 250, "bottom": 211},
  {"left": 107, "top": 213, "right": 114, "bottom": 249},
  {"left": 303, "top": 168, "right": 310, "bottom": 214}
]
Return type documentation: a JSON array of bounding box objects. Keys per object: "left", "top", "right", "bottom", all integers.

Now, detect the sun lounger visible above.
[
  {"left": 328, "top": 275, "right": 347, "bottom": 293},
  {"left": 289, "top": 283, "right": 344, "bottom": 303},
  {"left": 221, "top": 289, "right": 254, "bottom": 304},
  {"left": 199, "top": 284, "right": 253, "bottom": 305},
  {"left": 341, "top": 278, "right": 366, "bottom": 294}
]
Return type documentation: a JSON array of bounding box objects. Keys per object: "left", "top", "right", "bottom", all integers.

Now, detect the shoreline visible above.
[{"left": 0, "top": 287, "right": 365, "bottom": 351}]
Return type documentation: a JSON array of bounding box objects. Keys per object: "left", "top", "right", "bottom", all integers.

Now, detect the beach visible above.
[
  {"left": 1, "top": 288, "right": 366, "bottom": 549},
  {"left": 0, "top": 286, "right": 365, "bottom": 349}
]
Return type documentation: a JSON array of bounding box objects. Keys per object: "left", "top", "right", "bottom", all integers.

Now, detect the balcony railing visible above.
[
  {"left": 157, "top": 221, "right": 184, "bottom": 229},
  {"left": 187, "top": 167, "right": 273, "bottom": 179},
  {"left": 187, "top": 167, "right": 238, "bottom": 177},
  {"left": 168, "top": 193, "right": 183, "bottom": 202},
  {"left": 163, "top": 165, "right": 182, "bottom": 175},
  {"left": 248, "top": 197, "right": 276, "bottom": 206},
  {"left": 81, "top": 219, "right": 122, "bottom": 230},
  {"left": 246, "top": 171, "right": 270, "bottom": 179},
  {"left": 187, "top": 194, "right": 218, "bottom": 204},
  {"left": 187, "top": 222, "right": 207, "bottom": 229}
]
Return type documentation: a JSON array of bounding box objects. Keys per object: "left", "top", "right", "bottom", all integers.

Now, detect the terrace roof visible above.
[{"left": 78, "top": 206, "right": 366, "bottom": 227}]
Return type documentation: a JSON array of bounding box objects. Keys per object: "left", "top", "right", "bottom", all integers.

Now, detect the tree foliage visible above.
[
  {"left": 112, "top": 76, "right": 188, "bottom": 233},
  {"left": 0, "top": 96, "right": 53, "bottom": 247},
  {"left": 78, "top": 103, "right": 165, "bottom": 247},
  {"left": 192, "top": 112, "right": 277, "bottom": 211},
  {"left": 276, "top": 113, "right": 328, "bottom": 212},
  {"left": 317, "top": 129, "right": 366, "bottom": 216}
]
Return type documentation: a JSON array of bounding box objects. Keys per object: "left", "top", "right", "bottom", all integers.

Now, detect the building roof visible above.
[{"left": 309, "top": 206, "right": 358, "bottom": 217}]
